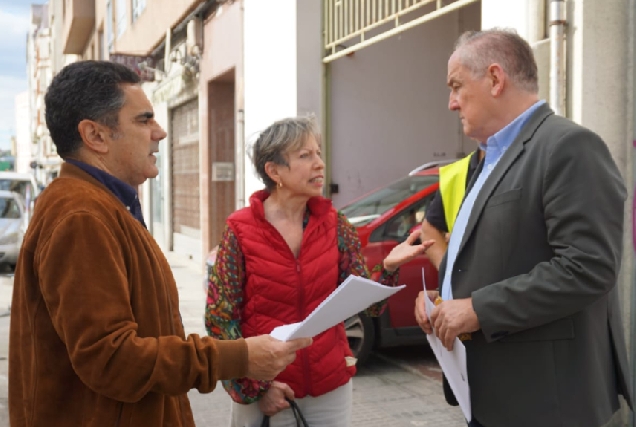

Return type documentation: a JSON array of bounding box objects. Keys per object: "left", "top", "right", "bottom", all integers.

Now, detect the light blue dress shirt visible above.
[{"left": 441, "top": 100, "right": 546, "bottom": 301}]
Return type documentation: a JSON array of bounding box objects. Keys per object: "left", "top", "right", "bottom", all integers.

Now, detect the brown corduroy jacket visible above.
[{"left": 9, "top": 163, "right": 247, "bottom": 427}]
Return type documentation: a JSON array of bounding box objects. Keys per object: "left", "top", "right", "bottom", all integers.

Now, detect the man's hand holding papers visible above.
[
  {"left": 430, "top": 298, "right": 480, "bottom": 351},
  {"left": 417, "top": 270, "right": 472, "bottom": 422}
]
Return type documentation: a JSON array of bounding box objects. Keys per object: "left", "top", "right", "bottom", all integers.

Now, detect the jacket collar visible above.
[
  {"left": 59, "top": 162, "right": 147, "bottom": 227},
  {"left": 249, "top": 190, "right": 333, "bottom": 222},
  {"left": 64, "top": 158, "right": 139, "bottom": 209},
  {"left": 60, "top": 162, "right": 114, "bottom": 191}
]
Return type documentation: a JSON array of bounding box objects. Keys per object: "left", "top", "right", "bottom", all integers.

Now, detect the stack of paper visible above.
[
  {"left": 422, "top": 269, "right": 471, "bottom": 422},
  {"left": 270, "top": 275, "right": 405, "bottom": 341}
]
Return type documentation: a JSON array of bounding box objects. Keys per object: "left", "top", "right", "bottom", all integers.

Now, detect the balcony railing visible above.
[{"left": 323, "top": 0, "right": 479, "bottom": 63}]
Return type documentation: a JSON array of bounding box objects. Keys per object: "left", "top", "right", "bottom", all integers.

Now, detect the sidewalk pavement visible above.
[{"left": 0, "top": 272, "right": 13, "bottom": 427}]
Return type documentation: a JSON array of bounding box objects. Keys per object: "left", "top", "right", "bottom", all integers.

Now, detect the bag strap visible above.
[
  {"left": 260, "top": 398, "right": 309, "bottom": 427},
  {"left": 287, "top": 398, "right": 309, "bottom": 427}
]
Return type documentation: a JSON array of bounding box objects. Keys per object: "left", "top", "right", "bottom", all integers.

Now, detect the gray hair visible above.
[
  {"left": 454, "top": 28, "right": 539, "bottom": 94},
  {"left": 251, "top": 116, "right": 321, "bottom": 191}
]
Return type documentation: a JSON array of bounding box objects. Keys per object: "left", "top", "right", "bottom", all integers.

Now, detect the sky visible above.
[{"left": 0, "top": 0, "right": 44, "bottom": 151}]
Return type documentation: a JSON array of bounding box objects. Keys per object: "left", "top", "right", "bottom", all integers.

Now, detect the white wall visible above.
[
  {"left": 14, "top": 92, "right": 31, "bottom": 174},
  {"left": 329, "top": 3, "right": 481, "bottom": 208},
  {"left": 482, "top": 0, "right": 545, "bottom": 43},
  {"left": 243, "top": 0, "right": 298, "bottom": 199},
  {"left": 567, "top": 8, "right": 633, "bottom": 420},
  {"left": 481, "top": 0, "right": 550, "bottom": 101}
]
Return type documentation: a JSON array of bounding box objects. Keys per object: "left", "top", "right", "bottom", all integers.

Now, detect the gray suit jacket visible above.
[{"left": 439, "top": 104, "right": 633, "bottom": 427}]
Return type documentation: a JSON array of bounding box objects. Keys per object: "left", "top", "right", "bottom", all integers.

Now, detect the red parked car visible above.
[{"left": 341, "top": 160, "right": 452, "bottom": 364}]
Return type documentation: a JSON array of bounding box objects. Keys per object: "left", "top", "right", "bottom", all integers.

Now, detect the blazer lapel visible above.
[{"left": 456, "top": 104, "right": 554, "bottom": 257}]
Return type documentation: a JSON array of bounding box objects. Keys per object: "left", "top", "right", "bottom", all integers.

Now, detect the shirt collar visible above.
[
  {"left": 65, "top": 158, "right": 138, "bottom": 205},
  {"left": 484, "top": 100, "right": 546, "bottom": 157}
]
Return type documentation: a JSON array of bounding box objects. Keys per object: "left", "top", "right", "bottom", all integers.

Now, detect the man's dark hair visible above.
[{"left": 44, "top": 60, "right": 141, "bottom": 158}]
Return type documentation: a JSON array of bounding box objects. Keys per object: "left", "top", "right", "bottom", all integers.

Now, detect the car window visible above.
[
  {"left": 384, "top": 198, "right": 431, "bottom": 241},
  {"left": 341, "top": 175, "right": 438, "bottom": 227},
  {"left": 0, "top": 197, "right": 21, "bottom": 219}
]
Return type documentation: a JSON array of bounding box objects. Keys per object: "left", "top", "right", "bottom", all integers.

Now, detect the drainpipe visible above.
[
  {"left": 549, "top": 0, "right": 567, "bottom": 117},
  {"left": 236, "top": 0, "right": 246, "bottom": 209},
  {"left": 630, "top": 0, "right": 636, "bottom": 424},
  {"left": 321, "top": 1, "right": 333, "bottom": 199}
]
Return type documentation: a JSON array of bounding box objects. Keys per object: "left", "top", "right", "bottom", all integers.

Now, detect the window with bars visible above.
[
  {"left": 116, "top": 0, "right": 127, "bottom": 38},
  {"left": 132, "top": 0, "right": 147, "bottom": 22}
]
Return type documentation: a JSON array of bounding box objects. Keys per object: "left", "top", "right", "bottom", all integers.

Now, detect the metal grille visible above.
[
  {"left": 171, "top": 98, "right": 200, "bottom": 234},
  {"left": 323, "top": 0, "right": 479, "bottom": 63}
]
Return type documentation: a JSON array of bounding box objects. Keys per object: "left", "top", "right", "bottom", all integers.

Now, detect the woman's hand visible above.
[
  {"left": 258, "top": 381, "right": 295, "bottom": 417},
  {"left": 383, "top": 229, "right": 435, "bottom": 272}
]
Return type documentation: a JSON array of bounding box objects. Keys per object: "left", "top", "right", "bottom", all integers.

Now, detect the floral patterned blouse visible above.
[{"left": 205, "top": 211, "right": 399, "bottom": 404}]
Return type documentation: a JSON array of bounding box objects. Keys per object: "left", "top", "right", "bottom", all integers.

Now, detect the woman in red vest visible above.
[{"left": 205, "top": 116, "right": 430, "bottom": 427}]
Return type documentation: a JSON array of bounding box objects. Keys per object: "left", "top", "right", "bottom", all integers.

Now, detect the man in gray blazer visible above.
[{"left": 415, "top": 29, "right": 633, "bottom": 427}]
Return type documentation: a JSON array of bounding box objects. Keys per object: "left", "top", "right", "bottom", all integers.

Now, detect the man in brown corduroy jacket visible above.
[{"left": 9, "top": 60, "right": 311, "bottom": 427}]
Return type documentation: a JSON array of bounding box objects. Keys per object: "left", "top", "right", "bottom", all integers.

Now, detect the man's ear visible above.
[
  {"left": 77, "top": 119, "right": 110, "bottom": 154},
  {"left": 488, "top": 63, "right": 506, "bottom": 97}
]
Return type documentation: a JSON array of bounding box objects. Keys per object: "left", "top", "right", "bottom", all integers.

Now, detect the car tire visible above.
[{"left": 345, "top": 313, "right": 375, "bottom": 366}]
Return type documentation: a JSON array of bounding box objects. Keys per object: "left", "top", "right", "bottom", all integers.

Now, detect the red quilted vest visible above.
[{"left": 227, "top": 190, "right": 355, "bottom": 398}]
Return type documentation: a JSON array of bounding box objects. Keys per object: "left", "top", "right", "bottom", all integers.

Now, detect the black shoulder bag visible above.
[{"left": 260, "top": 398, "right": 309, "bottom": 427}]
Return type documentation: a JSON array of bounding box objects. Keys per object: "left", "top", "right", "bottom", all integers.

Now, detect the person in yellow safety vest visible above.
[{"left": 420, "top": 148, "right": 485, "bottom": 270}]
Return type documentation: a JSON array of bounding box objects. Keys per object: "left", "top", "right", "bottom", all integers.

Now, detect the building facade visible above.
[
  {"left": 14, "top": 92, "right": 31, "bottom": 174},
  {"left": 27, "top": 3, "right": 59, "bottom": 185},
  {"left": 54, "top": 0, "right": 214, "bottom": 263}
]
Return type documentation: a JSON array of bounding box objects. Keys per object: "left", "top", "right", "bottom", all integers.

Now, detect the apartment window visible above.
[
  {"left": 116, "top": 0, "right": 127, "bottom": 38},
  {"left": 106, "top": 1, "right": 113, "bottom": 53},
  {"left": 132, "top": 0, "right": 146, "bottom": 22}
]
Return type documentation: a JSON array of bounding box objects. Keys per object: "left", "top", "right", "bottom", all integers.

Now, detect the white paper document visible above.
[
  {"left": 270, "top": 275, "right": 405, "bottom": 341},
  {"left": 422, "top": 269, "right": 472, "bottom": 422}
]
